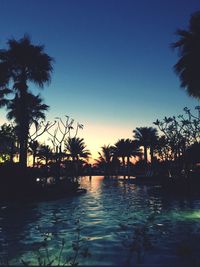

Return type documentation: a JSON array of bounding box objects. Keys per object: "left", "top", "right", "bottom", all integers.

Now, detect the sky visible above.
[{"left": 0, "top": 0, "right": 200, "bottom": 161}]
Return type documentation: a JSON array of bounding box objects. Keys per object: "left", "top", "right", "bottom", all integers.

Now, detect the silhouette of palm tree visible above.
[
  {"left": 6, "top": 92, "right": 49, "bottom": 166},
  {"left": 172, "top": 11, "right": 200, "bottom": 99},
  {"left": 0, "top": 88, "right": 11, "bottom": 107},
  {"left": 7, "top": 93, "right": 48, "bottom": 124},
  {"left": 114, "top": 139, "right": 141, "bottom": 172},
  {"left": 37, "top": 144, "right": 53, "bottom": 166},
  {"left": 65, "top": 137, "right": 91, "bottom": 162},
  {"left": 65, "top": 137, "right": 91, "bottom": 176},
  {"left": 95, "top": 145, "right": 115, "bottom": 174},
  {"left": 133, "top": 127, "right": 158, "bottom": 164},
  {"left": 0, "top": 35, "right": 53, "bottom": 167}
]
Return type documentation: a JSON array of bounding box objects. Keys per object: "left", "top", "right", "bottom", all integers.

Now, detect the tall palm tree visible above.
[
  {"left": 133, "top": 127, "right": 158, "bottom": 164},
  {"left": 7, "top": 93, "right": 49, "bottom": 125},
  {"left": 65, "top": 137, "right": 91, "bottom": 162},
  {"left": 6, "top": 92, "right": 49, "bottom": 166},
  {"left": 114, "top": 139, "right": 141, "bottom": 171},
  {"left": 172, "top": 11, "right": 200, "bottom": 99},
  {"left": 0, "top": 35, "right": 53, "bottom": 167},
  {"left": 114, "top": 139, "right": 127, "bottom": 168}
]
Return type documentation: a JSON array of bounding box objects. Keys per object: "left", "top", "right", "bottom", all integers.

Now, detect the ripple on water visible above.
[{"left": 1, "top": 176, "right": 200, "bottom": 266}]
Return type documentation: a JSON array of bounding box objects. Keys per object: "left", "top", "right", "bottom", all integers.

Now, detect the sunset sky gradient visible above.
[{"left": 0, "top": 0, "right": 200, "bottom": 160}]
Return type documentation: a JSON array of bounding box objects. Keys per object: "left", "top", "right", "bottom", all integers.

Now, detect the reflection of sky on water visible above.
[{"left": 0, "top": 176, "right": 200, "bottom": 265}]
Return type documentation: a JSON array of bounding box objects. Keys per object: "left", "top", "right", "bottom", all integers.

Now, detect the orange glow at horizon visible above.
[
  {"left": 80, "top": 121, "right": 134, "bottom": 164},
  {"left": 0, "top": 116, "right": 140, "bottom": 165}
]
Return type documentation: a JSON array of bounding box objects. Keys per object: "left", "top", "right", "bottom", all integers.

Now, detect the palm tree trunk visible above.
[
  {"left": 127, "top": 156, "right": 130, "bottom": 176},
  {"left": 18, "top": 81, "right": 29, "bottom": 169},
  {"left": 19, "top": 128, "right": 28, "bottom": 168},
  {"left": 45, "top": 157, "right": 48, "bottom": 166},
  {"left": 122, "top": 156, "right": 126, "bottom": 177},
  {"left": 18, "top": 95, "right": 29, "bottom": 169},
  {"left": 144, "top": 146, "right": 148, "bottom": 164},
  {"left": 150, "top": 146, "right": 154, "bottom": 163},
  {"left": 33, "top": 150, "right": 36, "bottom": 167}
]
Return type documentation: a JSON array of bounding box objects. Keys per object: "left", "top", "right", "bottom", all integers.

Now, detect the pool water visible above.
[{"left": 0, "top": 176, "right": 200, "bottom": 266}]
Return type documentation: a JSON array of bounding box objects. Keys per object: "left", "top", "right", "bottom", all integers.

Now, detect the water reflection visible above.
[{"left": 0, "top": 176, "right": 200, "bottom": 265}]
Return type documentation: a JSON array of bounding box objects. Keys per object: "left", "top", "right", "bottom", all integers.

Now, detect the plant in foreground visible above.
[{"left": 19, "top": 219, "right": 91, "bottom": 266}]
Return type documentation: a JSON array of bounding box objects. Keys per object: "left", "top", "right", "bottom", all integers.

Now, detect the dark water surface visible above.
[{"left": 0, "top": 176, "right": 200, "bottom": 265}]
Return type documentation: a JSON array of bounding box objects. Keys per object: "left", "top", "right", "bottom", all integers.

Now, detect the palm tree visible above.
[
  {"left": 7, "top": 93, "right": 49, "bottom": 125},
  {"left": 65, "top": 137, "right": 91, "bottom": 176},
  {"left": 95, "top": 145, "right": 115, "bottom": 174},
  {"left": 0, "top": 88, "right": 11, "bottom": 107},
  {"left": 0, "top": 35, "right": 53, "bottom": 167},
  {"left": 114, "top": 139, "right": 127, "bottom": 168},
  {"left": 6, "top": 92, "right": 49, "bottom": 166},
  {"left": 65, "top": 137, "right": 91, "bottom": 162},
  {"left": 37, "top": 144, "right": 53, "bottom": 166},
  {"left": 114, "top": 138, "right": 141, "bottom": 172},
  {"left": 97, "top": 145, "right": 114, "bottom": 163},
  {"left": 133, "top": 127, "right": 158, "bottom": 164},
  {"left": 172, "top": 11, "right": 200, "bottom": 99}
]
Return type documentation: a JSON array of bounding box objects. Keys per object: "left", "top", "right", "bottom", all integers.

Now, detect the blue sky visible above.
[{"left": 0, "top": 0, "right": 200, "bottom": 160}]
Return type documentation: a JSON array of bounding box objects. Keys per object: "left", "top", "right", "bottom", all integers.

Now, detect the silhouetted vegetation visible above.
[
  {"left": 0, "top": 36, "right": 88, "bottom": 202},
  {"left": 153, "top": 106, "right": 200, "bottom": 171},
  {"left": 133, "top": 127, "right": 158, "bottom": 164},
  {"left": 95, "top": 145, "right": 119, "bottom": 175},
  {"left": 0, "top": 123, "right": 17, "bottom": 162},
  {"left": 1, "top": 8, "right": 200, "bottom": 265},
  {"left": 0, "top": 17, "right": 200, "bottom": 202},
  {"left": 0, "top": 35, "right": 53, "bottom": 168},
  {"left": 173, "top": 11, "right": 200, "bottom": 99}
]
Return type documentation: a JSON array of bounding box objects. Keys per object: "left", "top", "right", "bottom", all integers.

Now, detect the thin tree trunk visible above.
[
  {"left": 144, "top": 146, "right": 148, "bottom": 164},
  {"left": 33, "top": 150, "right": 36, "bottom": 167},
  {"left": 18, "top": 81, "right": 29, "bottom": 169},
  {"left": 19, "top": 124, "right": 28, "bottom": 168},
  {"left": 127, "top": 156, "right": 130, "bottom": 176},
  {"left": 122, "top": 156, "right": 126, "bottom": 178},
  {"left": 45, "top": 157, "right": 48, "bottom": 166},
  {"left": 150, "top": 146, "right": 154, "bottom": 163}
]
